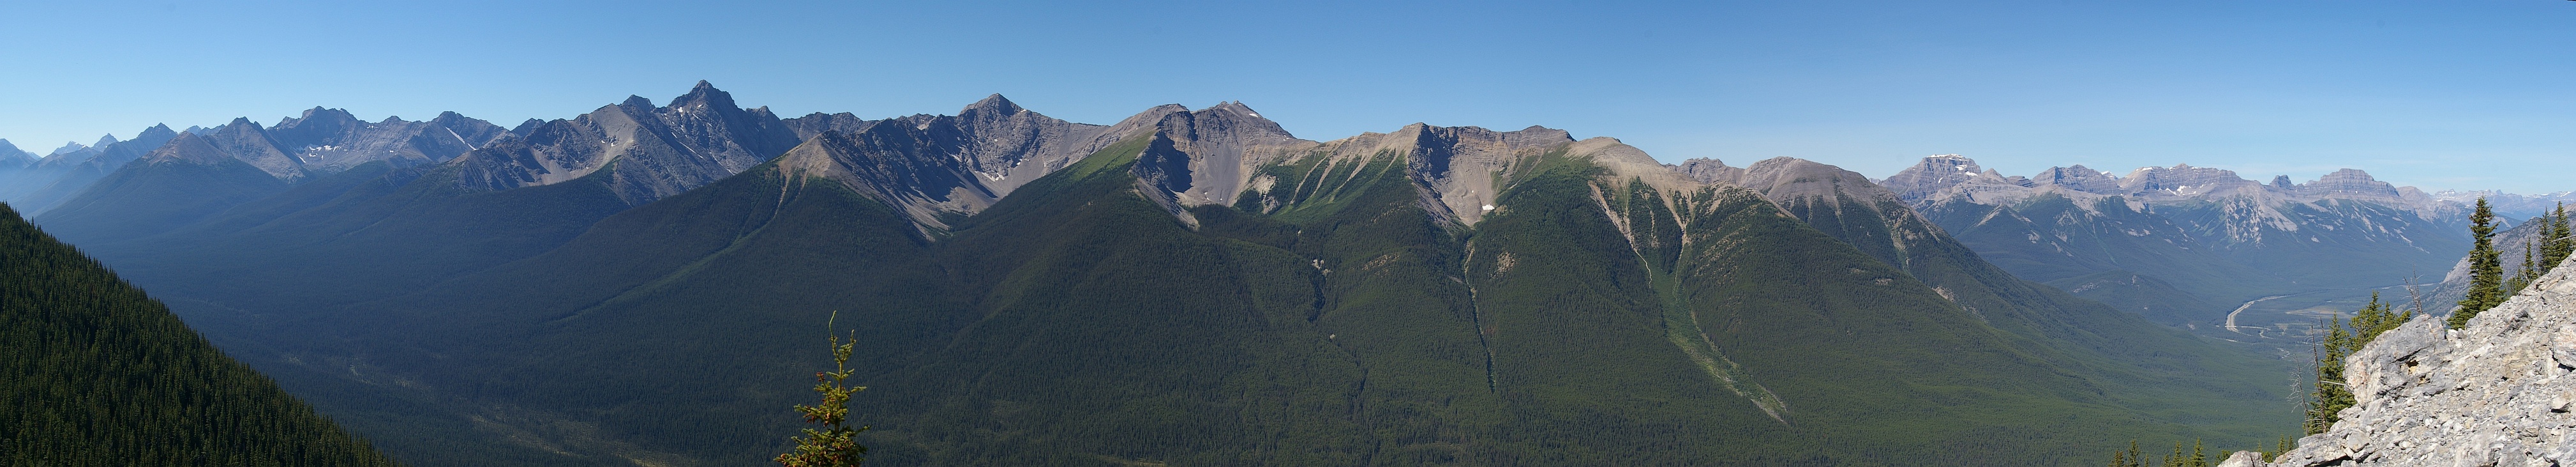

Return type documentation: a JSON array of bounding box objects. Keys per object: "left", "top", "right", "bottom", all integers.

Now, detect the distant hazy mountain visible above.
[
  {"left": 1881, "top": 155, "right": 2470, "bottom": 324},
  {"left": 0, "top": 139, "right": 32, "bottom": 165},
  {"left": 2432, "top": 189, "right": 2576, "bottom": 220},
  {"left": 3, "top": 125, "right": 178, "bottom": 214}
]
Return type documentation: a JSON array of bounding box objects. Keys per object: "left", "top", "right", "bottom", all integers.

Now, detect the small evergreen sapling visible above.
[
  {"left": 777, "top": 312, "right": 869, "bottom": 467},
  {"left": 2453, "top": 198, "right": 2503, "bottom": 330}
]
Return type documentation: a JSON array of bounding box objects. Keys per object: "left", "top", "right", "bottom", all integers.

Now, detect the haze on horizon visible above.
[{"left": 3, "top": 0, "right": 2569, "bottom": 193}]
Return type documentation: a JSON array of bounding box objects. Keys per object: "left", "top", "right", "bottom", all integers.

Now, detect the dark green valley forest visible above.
[{"left": 1, "top": 203, "right": 400, "bottom": 466}]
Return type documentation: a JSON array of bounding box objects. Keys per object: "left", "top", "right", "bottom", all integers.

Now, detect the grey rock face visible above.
[
  {"left": 1134, "top": 102, "right": 1309, "bottom": 208},
  {"left": 1278, "top": 124, "right": 1581, "bottom": 225},
  {"left": 2263, "top": 254, "right": 2576, "bottom": 466},
  {"left": 449, "top": 81, "right": 802, "bottom": 205},
  {"left": 2116, "top": 164, "right": 2263, "bottom": 198},
  {"left": 200, "top": 118, "right": 303, "bottom": 181},
  {"left": 770, "top": 96, "right": 1206, "bottom": 230},
  {"left": 266, "top": 107, "right": 505, "bottom": 174},
  {"left": 2218, "top": 450, "right": 2265, "bottom": 467},
  {"left": 782, "top": 112, "right": 872, "bottom": 140}
]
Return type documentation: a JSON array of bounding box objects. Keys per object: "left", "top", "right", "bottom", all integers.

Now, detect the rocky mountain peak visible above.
[
  {"left": 2296, "top": 168, "right": 2401, "bottom": 199},
  {"left": 91, "top": 134, "right": 119, "bottom": 148},
  {"left": 269, "top": 107, "right": 363, "bottom": 149},
  {"left": 618, "top": 95, "right": 655, "bottom": 110},
  {"left": 1133, "top": 103, "right": 1310, "bottom": 207},
  {"left": 2116, "top": 164, "right": 2253, "bottom": 195},
  {"left": 137, "top": 132, "right": 237, "bottom": 166},
  {"left": 961, "top": 93, "right": 1024, "bottom": 116},
  {"left": 135, "top": 124, "right": 176, "bottom": 142},
  {"left": 2032, "top": 165, "right": 2120, "bottom": 194},
  {"left": 202, "top": 117, "right": 302, "bottom": 180},
  {"left": 49, "top": 141, "right": 89, "bottom": 156},
  {"left": 2272, "top": 174, "right": 2295, "bottom": 188},
  {"left": 285, "top": 106, "right": 358, "bottom": 125},
  {"left": 1669, "top": 158, "right": 1743, "bottom": 185},
  {"left": 782, "top": 112, "right": 871, "bottom": 139},
  {"left": 668, "top": 80, "right": 737, "bottom": 111},
  {"left": 1881, "top": 154, "right": 1984, "bottom": 202}
]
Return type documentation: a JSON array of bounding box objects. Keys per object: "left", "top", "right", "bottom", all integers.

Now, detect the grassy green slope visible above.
[{"left": 1, "top": 203, "right": 401, "bottom": 466}]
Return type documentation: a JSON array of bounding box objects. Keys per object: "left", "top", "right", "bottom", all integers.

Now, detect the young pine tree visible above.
[
  {"left": 2106, "top": 440, "right": 2149, "bottom": 467},
  {"left": 2510, "top": 241, "right": 2540, "bottom": 296},
  {"left": 2453, "top": 197, "right": 2503, "bottom": 329},
  {"left": 777, "top": 313, "right": 869, "bottom": 467},
  {"left": 2188, "top": 439, "right": 2208, "bottom": 467},
  {"left": 2545, "top": 203, "right": 2573, "bottom": 277},
  {"left": 2304, "top": 316, "right": 2356, "bottom": 435},
  {"left": 2304, "top": 294, "right": 2408, "bottom": 435}
]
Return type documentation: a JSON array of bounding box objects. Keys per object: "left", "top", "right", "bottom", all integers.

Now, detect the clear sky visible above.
[{"left": 3, "top": 1, "right": 2570, "bottom": 192}]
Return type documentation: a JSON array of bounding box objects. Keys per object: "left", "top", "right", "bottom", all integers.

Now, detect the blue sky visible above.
[{"left": 3, "top": 1, "right": 2570, "bottom": 192}]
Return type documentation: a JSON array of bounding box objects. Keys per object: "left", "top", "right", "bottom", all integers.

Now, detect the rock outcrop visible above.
[{"left": 2255, "top": 254, "right": 2576, "bottom": 466}]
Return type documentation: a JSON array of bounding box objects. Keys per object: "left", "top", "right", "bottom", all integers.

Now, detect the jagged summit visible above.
[
  {"left": 49, "top": 141, "right": 88, "bottom": 156},
  {"left": 670, "top": 80, "right": 738, "bottom": 110},
  {"left": 135, "top": 132, "right": 243, "bottom": 166},
  {"left": 962, "top": 93, "right": 1023, "bottom": 116},
  {"left": 450, "top": 82, "right": 799, "bottom": 204}
]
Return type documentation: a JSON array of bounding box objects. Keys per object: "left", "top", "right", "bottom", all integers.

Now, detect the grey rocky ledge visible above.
[{"left": 2250, "top": 254, "right": 2576, "bottom": 466}]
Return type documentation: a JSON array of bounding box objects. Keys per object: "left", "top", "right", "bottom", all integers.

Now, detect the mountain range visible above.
[
  {"left": 18, "top": 83, "right": 2505, "bottom": 466},
  {"left": 1875, "top": 155, "right": 2472, "bottom": 328}
]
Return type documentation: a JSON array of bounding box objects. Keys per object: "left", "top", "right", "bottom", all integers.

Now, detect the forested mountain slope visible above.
[{"left": 0, "top": 203, "right": 400, "bottom": 466}]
